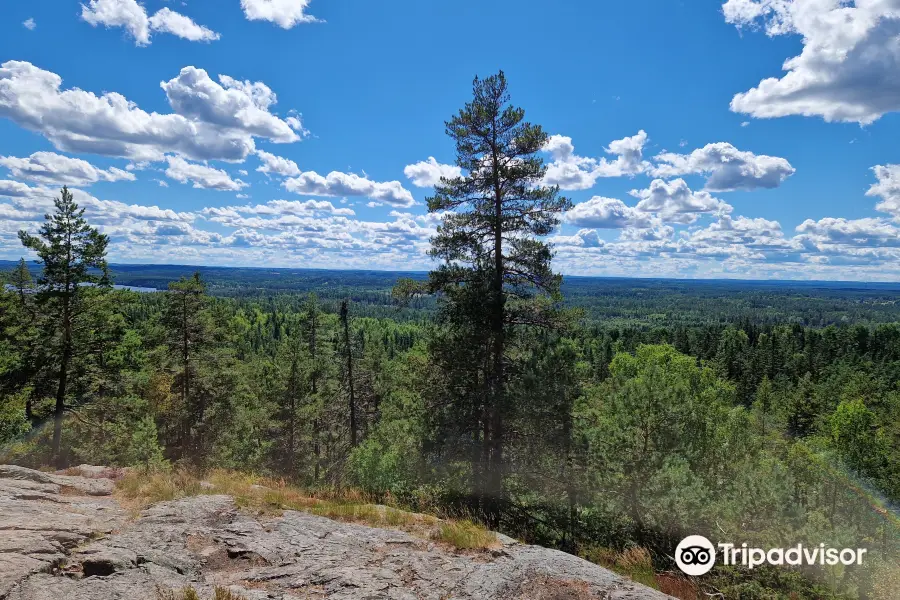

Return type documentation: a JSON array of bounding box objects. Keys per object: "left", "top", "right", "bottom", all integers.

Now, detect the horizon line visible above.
[{"left": 2, "top": 258, "right": 898, "bottom": 287}]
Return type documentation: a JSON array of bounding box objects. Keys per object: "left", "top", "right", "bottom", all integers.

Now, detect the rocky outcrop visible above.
[
  {"left": 0, "top": 465, "right": 116, "bottom": 497},
  {"left": 0, "top": 466, "right": 126, "bottom": 598},
  {"left": 0, "top": 466, "right": 672, "bottom": 599}
]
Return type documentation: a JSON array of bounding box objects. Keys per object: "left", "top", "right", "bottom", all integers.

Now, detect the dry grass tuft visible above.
[
  {"left": 580, "top": 545, "right": 659, "bottom": 590},
  {"left": 156, "top": 585, "right": 246, "bottom": 600},
  {"left": 432, "top": 519, "right": 498, "bottom": 550},
  {"left": 118, "top": 469, "right": 496, "bottom": 550},
  {"left": 116, "top": 469, "right": 206, "bottom": 514}
]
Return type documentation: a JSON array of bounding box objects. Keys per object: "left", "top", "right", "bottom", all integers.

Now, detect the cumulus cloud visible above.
[
  {"left": 630, "top": 178, "right": 732, "bottom": 224},
  {"left": 161, "top": 67, "right": 303, "bottom": 144},
  {"left": 550, "top": 228, "right": 605, "bottom": 248},
  {"left": 687, "top": 215, "right": 788, "bottom": 249},
  {"left": 283, "top": 171, "right": 416, "bottom": 207},
  {"left": 203, "top": 199, "right": 355, "bottom": 221},
  {"left": 81, "top": 0, "right": 219, "bottom": 45},
  {"left": 0, "top": 61, "right": 301, "bottom": 162},
  {"left": 0, "top": 152, "right": 135, "bottom": 186},
  {"left": 0, "top": 180, "right": 194, "bottom": 225},
  {"left": 148, "top": 8, "right": 221, "bottom": 42},
  {"left": 256, "top": 150, "right": 301, "bottom": 177},
  {"left": 404, "top": 157, "right": 462, "bottom": 187},
  {"left": 165, "top": 156, "right": 248, "bottom": 191},
  {"left": 240, "top": 0, "right": 320, "bottom": 28},
  {"left": 724, "top": 0, "right": 900, "bottom": 124},
  {"left": 651, "top": 142, "right": 795, "bottom": 191},
  {"left": 866, "top": 164, "right": 900, "bottom": 220},
  {"left": 564, "top": 196, "right": 654, "bottom": 229},
  {"left": 619, "top": 222, "right": 675, "bottom": 243},
  {"left": 795, "top": 217, "right": 900, "bottom": 248},
  {"left": 0, "top": 180, "right": 38, "bottom": 198},
  {"left": 2, "top": 173, "right": 899, "bottom": 278},
  {"left": 23, "top": 19, "right": 36, "bottom": 31},
  {"left": 543, "top": 131, "right": 650, "bottom": 190}
]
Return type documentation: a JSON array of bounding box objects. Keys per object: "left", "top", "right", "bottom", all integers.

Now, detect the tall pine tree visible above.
[
  {"left": 18, "top": 187, "right": 109, "bottom": 468},
  {"left": 426, "top": 71, "right": 572, "bottom": 523},
  {"left": 162, "top": 272, "right": 209, "bottom": 458}
]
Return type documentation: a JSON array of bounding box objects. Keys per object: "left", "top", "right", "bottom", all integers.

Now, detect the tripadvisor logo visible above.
[
  {"left": 676, "top": 535, "right": 716, "bottom": 576},
  {"left": 675, "top": 535, "right": 869, "bottom": 576}
]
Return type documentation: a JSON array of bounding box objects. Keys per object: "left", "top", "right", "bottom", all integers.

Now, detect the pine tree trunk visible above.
[
  {"left": 53, "top": 296, "right": 72, "bottom": 470},
  {"left": 485, "top": 140, "right": 506, "bottom": 527}
]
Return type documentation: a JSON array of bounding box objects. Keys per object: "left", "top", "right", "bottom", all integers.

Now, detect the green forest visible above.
[{"left": 1, "top": 73, "right": 898, "bottom": 600}]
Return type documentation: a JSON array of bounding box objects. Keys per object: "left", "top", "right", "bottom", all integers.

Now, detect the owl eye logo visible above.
[
  {"left": 679, "top": 546, "right": 712, "bottom": 566},
  {"left": 675, "top": 535, "right": 716, "bottom": 576}
]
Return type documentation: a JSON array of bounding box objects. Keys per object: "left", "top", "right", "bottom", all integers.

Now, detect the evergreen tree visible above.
[
  {"left": 3, "top": 259, "right": 38, "bottom": 422},
  {"left": 18, "top": 186, "right": 109, "bottom": 468},
  {"left": 162, "top": 272, "right": 209, "bottom": 458},
  {"left": 340, "top": 300, "right": 358, "bottom": 448},
  {"left": 425, "top": 71, "right": 572, "bottom": 522},
  {"left": 303, "top": 293, "right": 324, "bottom": 481},
  {"left": 11, "top": 258, "right": 33, "bottom": 308}
]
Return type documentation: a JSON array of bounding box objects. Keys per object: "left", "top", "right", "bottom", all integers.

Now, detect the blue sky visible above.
[{"left": 2, "top": 0, "right": 900, "bottom": 280}]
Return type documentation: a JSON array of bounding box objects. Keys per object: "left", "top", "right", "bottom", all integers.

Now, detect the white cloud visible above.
[
  {"left": 795, "top": 216, "right": 900, "bottom": 248},
  {"left": 165, "top": 156, "right": 248, "bottom": 191},
  {"left": 630, "top": 178, "right": 732, "bottom": 224},
  {"left": 542, "top": 131, "right": 650, "bottom": 190},
  {"left": 81, "top": 0, "right": 150, "bottom": 44},
  {"left": 866, "top": 164, "right": 900, "bottom": 220},
  {"left": 161, "top": 67, "right": 303, "bottom": 144},
  {"left": 564, "top": 196, "right": 654, "bottom": 229},
  {"left": 0, "top": 180, "right": 38, "bottom": 198},
  {"left": 404, "top": 157, "right": 462, "bottom": 187},
  {"left": 0, "top": 61, "right": 300, "bottom": 162},
  {"left": 651, "top": 142, "right": 795, "bottom": 191},
  {"left": 148, "top": 8, "right": 220, "bottom": 42},
  {"left": 283, "top": 171, "right": 416, "bottom": 207},
  {"left": 724, "top": 0, "right": 900, "bottom": 124},
  {"left": 0, "top": 181, "right": 440, "bottom": 269},
  {"left": 81, "top": 0, "right": 219, "bottom": 45},
  {"left": 204, "top": 199, "right": 355, "bottom": 220},
  {"left": 3, "top": 174, "right": 900, "bottom": 278},
  {"left": 619, "top": 222, "right": 675, "bottom": 243},
  {"left": 688, "top": 214, "right": 788, "bottom": 249},
  {"left": 550, "top": 228, "right": 605, "bottom": 248},
  {"left": 256, "top": 150, "right": 301, "bottom": 177},
  {"left": 23, "top": 18, "right": 36, "bottom": 31},
  {"left": 0, "top": 152, "right": 135, "bottom": 186},
  {"left": 602, "top": 131, "right": 651, "bottom": 176},
  {"left": 0, "top": 180, "right": 195, "bottom": 225},
  {"left": 240, "top": 0, "right": 320, "bottom": 28}
]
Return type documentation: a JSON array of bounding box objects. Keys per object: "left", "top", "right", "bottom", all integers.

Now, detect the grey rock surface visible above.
[
  {"left": 0, "top": 465, "right": 672, "bottom": 599},
  {"left": 0, "top": 466, "right": 126, "bottom": 598},
  {"left": 0, "top": 465, "right": 115, "bottom": 496}
]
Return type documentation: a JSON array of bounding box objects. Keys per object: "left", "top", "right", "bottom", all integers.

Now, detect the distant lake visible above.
[
  {"left": 112, "top": 284, "right": 158, "bottom": 293},
  {"left": 4, "top": 283, "right": 159, "bottom": 293}
]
